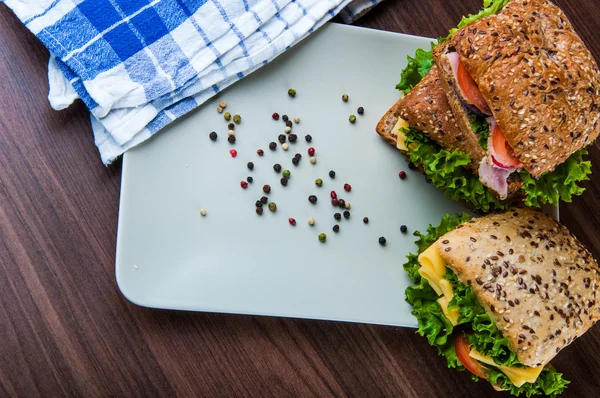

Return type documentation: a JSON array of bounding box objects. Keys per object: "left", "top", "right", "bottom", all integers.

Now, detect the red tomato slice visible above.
[
  {"left": 491, "top": 122, "right": 521, "bottom": 168},
  {"left": 456, "top": 334, "right": 488, "bottom": 379},
  {"left": 456, "top": 60, "right": 491, "bottom": 115}
]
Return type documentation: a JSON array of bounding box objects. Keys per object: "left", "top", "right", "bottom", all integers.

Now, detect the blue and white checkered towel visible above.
[{"left": 3, "top": 0, "right": 384, "bottom": 164}]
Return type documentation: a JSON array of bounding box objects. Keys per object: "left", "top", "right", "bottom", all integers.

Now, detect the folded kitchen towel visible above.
[{"left": 3, "top": 0, "right": 385, "bottom": 164}]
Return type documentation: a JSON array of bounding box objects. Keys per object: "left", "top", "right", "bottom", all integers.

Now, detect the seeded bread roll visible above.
[
  {"left": 434, "top": 207, "right": 600, "bottom": 367},
  {"left": 449, "top": 0, "right": 600, "bottom": 177}
]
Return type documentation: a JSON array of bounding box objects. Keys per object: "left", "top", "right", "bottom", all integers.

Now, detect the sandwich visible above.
[
  {"left": 377, "top": 0, "right": 596, "bottom": 212},
  {"left": 405, "top": 207, "right": 600, "bottom": 395}
]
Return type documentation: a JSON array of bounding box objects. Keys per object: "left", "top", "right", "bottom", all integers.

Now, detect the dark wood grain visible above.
[{"left": 1, "top": 1, "right": 599, "bottom": 397}]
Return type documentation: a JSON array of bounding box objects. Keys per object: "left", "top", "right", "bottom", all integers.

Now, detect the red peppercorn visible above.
[
  {"left": 230, "top": 149, "right": 237, "bottom": 158},
  {"left": 330, "top": 191, "right": 337, "bottom": 199},
  {"left": 399, "top": 171, "right": 407, "bottom": 180},
  {"left": 257, "top": 149, "right": 264, "bottom": 156},
  {"left": 272, "top": 112, "right": 280, "bottom": 120},
  {"left": 288, "top": 218, "right": 296, "bottom": 226},
  {"left": 308, "top": 147, "right": 315, "bottom": 156},
  {"left": 331, "top": 198, "right": 339, "bottom": 206},
  {"left": 344, "top": 183, "right": 352, "bottom": 192},
  {"left": 240, "top": 181, "right": 248, "bottom": 189}
]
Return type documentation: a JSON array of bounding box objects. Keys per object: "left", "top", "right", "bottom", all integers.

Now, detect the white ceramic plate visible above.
[{"left": 116, "top": 23, "right": 477, "bottom": 327}]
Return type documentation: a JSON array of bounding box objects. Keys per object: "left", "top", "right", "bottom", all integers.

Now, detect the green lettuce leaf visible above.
[
  {"left": 405, "top": 214, "right": 569, "bottom": 396},
  {"left": 470, "top": 115, "right": 490, "bottom": 150},
  {"left": 403, "top": 128, "right": 510, "bottom": 212},
  {"left": 520, "top": 149, "right": 592, "bottom": 207},
  {"left": 446, "top": 0, "right": 512, "bottom": 39},
  {"left": 396, "top": 44, "right": 435, "bottom": 95}
]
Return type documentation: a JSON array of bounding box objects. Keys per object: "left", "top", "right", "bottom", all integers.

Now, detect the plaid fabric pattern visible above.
[{"left": 3, "top": 0, "right": 385, "bottom": 164}]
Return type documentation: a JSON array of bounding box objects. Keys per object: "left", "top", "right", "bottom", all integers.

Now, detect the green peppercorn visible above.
[
  {"left": 288, "top": 88, "right": 296, "bottom": 97},
  {"left": 342, "top": 94, "right": 349, "bottom": 102},
  {"left": 349, "top": 114, "right": 357, "bottom": 124},
  {"left": 224, "top": 112, "right": 231, "bottom": 121},
  {"left": 315, "top": 178, "right": 323, "bottom": 187},
  {"left": 318, "top": 233, "right": 327, "bottom": 243},
  {"left": 282, "top": 170, "right": 291, "bottom": 178},
  {"left": 268, "top": 202, "right": 277, "bottom": 212},
  {"left": 233, "top": 114, "right": 241, "bottom": 124}
]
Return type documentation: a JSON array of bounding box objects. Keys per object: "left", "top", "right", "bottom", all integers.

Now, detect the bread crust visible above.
[
  {"left": 435, "top": 207, "right": 600, "bottom": 367},
  {"left": 449, "top": 0, "right": 600, "bottom": 177}
]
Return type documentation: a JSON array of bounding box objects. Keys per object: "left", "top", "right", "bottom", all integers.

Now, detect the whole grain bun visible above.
[
  {"left": 449, "top": 0, "right": 600, "bottom": 177},
  {"left": 435, "top": 207, "right": 600, "bottom": 367}
]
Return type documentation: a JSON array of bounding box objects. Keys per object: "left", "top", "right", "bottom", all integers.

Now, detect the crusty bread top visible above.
[
  {"left": 434, "top": 207, "right": 600, "bottom": 367},
  {"left": 449, "top": 0, "right": 600, "bottom": 177}
]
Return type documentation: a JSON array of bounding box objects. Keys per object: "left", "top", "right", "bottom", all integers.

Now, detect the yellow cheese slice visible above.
[
  {"left": 469, "top": 350, "right": 544, "bottom": 387},
  {"left": 436, "top": 295, "right": 460, "bottom": 325},
  {"left": 393, "top": 118, "right": 409, "bottom": 151}
]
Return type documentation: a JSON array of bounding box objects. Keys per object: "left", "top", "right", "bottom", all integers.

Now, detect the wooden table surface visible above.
[{"left": 1, "top": 1, "right": 599, "bottom": 396}]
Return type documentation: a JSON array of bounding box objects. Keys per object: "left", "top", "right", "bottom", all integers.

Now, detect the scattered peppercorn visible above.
[
  {"left": 285, "top": 120, "right": 293, "bottom": 128},
  {"left": 309, "top": 157, "right": 316, "bottom": 164},
  {"left": 228, "top": 135, "right": 236, "bottom": 144},
  {"left": 399, "top": 171, "right": 407, "bottom": 179},
  {"left": 329, "top": 170, "right": 336, "bottom": 178},
  {"left": 333, "top": 225, "right": 340, "bottom": 233},
  {"left": 256, "top": 207, "right": 264, "bottom": 215},
  {"left": 363, "top": 217, "right": 369, "bottom": 224},
  {"left": 294, "top": 153, "right": 302, "bottom": 159},
  {"left": 261, "top": 196, "right": 268, "bottom": 204},
  {"left": 305, "top": 135, "right": 312, "bottom": 143},
  {"left": 255, "top": 200, "right": 263, "bottom": 207},
  {"left": 331, "top": 198, "right": 339, "bottom": 206},
  {"left": 308, "top": 147, "right": 315, "bottom": 156},
  {"left": 269, "top": 142, "right": 277, "bottom": 150},
  {"left": 289, "top": 134, "right": 298, "bottom": 142},
  {"left": 219, "top": 100, "right": 227, "bottom": 108},
  {"left": 292, "top": 157, "right": 299, "bottom": 166},
  {"left": 284, "top": 126, "right": 292, "bottom": 133},
  {"left": 247, "top": 162, "right": 254, "bottom": 170},
  {"left": 308, "top": 217, "right": 315, "bottom": 226},
  {"left": 288, "top": 218, "right": 296, "bottom": 226},
  {"left": 240, "top": 181, "right": 248, "bottom": 189},
  {"left": 344, "top": 183, "right": 352, "bottom": 192},
  {"left": 230, "top": 149, "right": 237, "bottom": 157},
  {"left": 379, "top": 237, "right": 387, "bottom": 246},
  {"left": 330, "top": 191, "right": 337, "bottom": 199},
  {"left": 282, "top": 143, "right": 289, "bottom": 151},
  {"left": 318, "top": 233, "right": 327, "bottom": 243},
  {"left": 273, "top": 163, "right": 282, "bottom": 172},
  {"left": 268, "top": 202, "right": 277, "bottom": 212},
  {"left": 357, "top": 106, "right": 364, "bottom": 115},
  {"left": 337, "top": 199, "right": 346, "bottom": 208},
  {"left": 293, "top": 117, "right": 300, "bottom": 124},
  {"left": 217, "top": 106, "right": 224, "bottom": 113},
  {"left": 400, "top": 225, "right": 408, "bottom": 233},
  {"left": 349, "top": 114, "right": 357, "bottom": 124},
  {"left": 408, "top": 162, "right": 417, "bottom": 170},
  {"left": 233, "top": 114, "right": 241, "bottom": 124},
  {"left": 282, "top": 170, "right": 291, "bottom": 178},
  {"left": 272, "top": 112, "right": 280, "bottom": 120},
  {"left": 228, "top": 123, "right": 235, "bottom": 130},
  {"left": 263, "top": 184, "right": 271, "bottom": 194},
  {"left": 345, "top": 202, "right": 351, "bottom": 209},
  {"left": 288, "top": 88, "right": 296, "bottom": 97},
  {"left": 278, "top": 134, "right": 286, "bottom": 143},
  {"left": 247, "top": 176, "right": 253, "bottom": 183},
  {"left": 334, "top": 213, "right": 342, "bottom": 221},
  {"left": 308, "top": 195, "right": 317, "bottom": 204},
  {"left": 200, "top": 208, "right": 207, "bottom": 216},
  {"left": 315, "top": 178, "right": 323, "bottom": 187},
  {"left": 224, "top": 112, "right": 231, "bottom": 121},
  {"left": 257, "top": 149, "right": 264, "bottom": 156},
  {"left": 280, "top": 177, "right": 288, "bottom": 186},
  {"left": 342, "top": 94, "right": 349, "bottom": 102},
  {"left": 227, "top": 129, "right": 235, "bottom": 137},
  {"left": 343, "top": 210, "right": 350, "bottom": 219},
  {"left": 209, "top": 131, "right": 217, "bottom": 141},
  {"left": 282, "top": 115, "right": 289, "bottom": 122}
]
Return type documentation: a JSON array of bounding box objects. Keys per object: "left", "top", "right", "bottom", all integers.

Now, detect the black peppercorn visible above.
[
  {"left": 379, "top": 237, "right": 387, "bottom": 245},
  {"left": 292, "top": 157, "right": 299, "bottom": 166},
  {"left": 294, "top": 153, "right": 302, "bottom": 159},
  {"left": 363, "top": 217, "right": 369, "bottom": 224},
  {"left": 400, "top": 225, "right": 408, "bottom": 233},
  {"left": 280, "top": 177, "right": 288, "bottom": 186},
  {"left": 261, "top": 196, "right": 268, "bottom": 204},
  {"left": 273, "top": 163, "right": 282, "bottom": 172},
  {"left": 228, "top": 123, "right": 235, "bottom": 130},
  {"left": 329, "top": 170, "right": 336, "bottom": 178},
  {"left": 289, "top": 134, "right": 298, "bottom": 142},
  {"left": 282, "top": 114, "right": 289, "bottom": 122},
  {"left": 337, "top": 199, "right": 346, "bottom": 208},
  {"left": 343, "top": 210, "right": 350, "bottom": 219},
  {"left": 334, "top": 213, "right": 342, "bottom": 221},
  {"left": 247, "top": 176, "right": 253, "bottom": 183},
  {"left": 305, "top": 134, "right": 312, "bottom": 142},
  {"left": 247, "top": 162, "right": 254, "bottom": 170},
  {"left": 285, "top": 120, "right": 292, "bottom": 127},
  {"left": 255, "top": 200, "right": 263, "bottom": 207},
  {"left": 269, "top": 142, "right": 277, "bottom": 150},
  {"left": 333, "top": 224, "right": 340, "bottom": 233},
  {"left": 209, "top": 131, "right": 217, "bottom": 141},
  {"left": 278, "top": 134, "right": 286, "bottom": 143},
  {"left": 263, "top": 185, "right": 271, "bottom": 194},
  {"left": 308, "top": 195, "right": 317, "bottom": 204},
  {"left": 228, "top": 135, "right": 236, "bottom": 144},
  {"left": 357, "top": 106, "right": 364, "bottom": 115},
  {"left": 256, "top": 207, "right": 264, "bottom": 215},
  {"left": 408, "top": 162, "right": 417, "bottom": 170}
]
